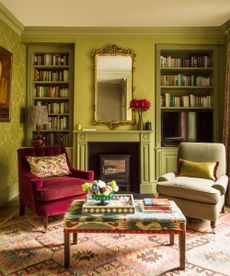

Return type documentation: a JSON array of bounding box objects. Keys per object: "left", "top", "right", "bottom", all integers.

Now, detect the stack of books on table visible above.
[{"left": 142, "top": 198, "right": 171, "bottom": 212}]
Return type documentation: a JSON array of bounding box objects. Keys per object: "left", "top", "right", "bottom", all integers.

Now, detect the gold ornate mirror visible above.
[{"left": 92, "top": 44, "right": 136, "bottom": 129}]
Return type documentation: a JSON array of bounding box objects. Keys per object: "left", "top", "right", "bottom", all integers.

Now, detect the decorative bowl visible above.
[{"left": 91, "top": 192, "right": 114, "bottom": 206}]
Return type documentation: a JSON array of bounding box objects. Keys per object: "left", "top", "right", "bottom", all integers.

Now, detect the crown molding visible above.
[
  {"left": 220, "top": 19, "right": 230, "bottom": 35},
  {"left": 22, "top": 26, "right": 224, "bottom": 40},
  {"left": 0, "top": 3, "right": 24, "bottom": 35}
]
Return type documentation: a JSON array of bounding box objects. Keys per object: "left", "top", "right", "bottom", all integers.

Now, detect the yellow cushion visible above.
[
  {"left": 178, "top": 159, "right": 218, "bottom": 180},
  {"left": 26, "top": 153, "right": 70, "bottom": 178}
]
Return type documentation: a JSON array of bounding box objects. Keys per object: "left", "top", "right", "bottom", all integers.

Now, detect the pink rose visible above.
[
  {"left": 130, "top": 98, "right": 151, "bottom": 111},
  {"left": 130, "top": 99, "right": 140, "bottom": 109}
]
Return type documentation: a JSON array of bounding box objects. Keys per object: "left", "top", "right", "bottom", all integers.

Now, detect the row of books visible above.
[
  {"left": 34, "top": 54, "right": 69, "bottom": 66},
  {"left": 40, "top": 116, "right": 69, "bottom": 131},
  {"left": 160, "top": 55, "right": 211, "bottom": 68},
  {"left": 34, "top": 69, "right": 69, "bottom": 82},
  {"left": 45, "top": 102, "right": 69, "bottom": 114},
  {"left": 161, "top": 74, "right": 211, "bottom": 86},
  {"left": 142, "top": 198, "right": 171, "bottom": 212},
  {"left": 34, "top": 86, "right": 69, "bottom": 98},
  {"left": 161, "top": 93, "right": 212, "bottom": 108}
]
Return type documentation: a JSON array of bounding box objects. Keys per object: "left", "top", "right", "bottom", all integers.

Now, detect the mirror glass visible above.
[{"left": 92, "top": 45, "right": 136, "bottom": 128}]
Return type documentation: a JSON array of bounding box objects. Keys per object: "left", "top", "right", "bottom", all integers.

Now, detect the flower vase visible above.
[{"left": 137, "top": 112, "right": 144, "bottom": 130}]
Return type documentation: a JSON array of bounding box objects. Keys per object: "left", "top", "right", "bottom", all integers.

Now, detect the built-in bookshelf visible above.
[
  {"left": 26, "top": 44, "right": 74, "bottom": 147},
  {"left": 156, "top": 44, "right": 218, "bottom": 147}
]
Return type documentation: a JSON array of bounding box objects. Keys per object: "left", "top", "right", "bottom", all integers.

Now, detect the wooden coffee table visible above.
[{"left": 63, "top": 199, "right": 186, "bottom": 269}]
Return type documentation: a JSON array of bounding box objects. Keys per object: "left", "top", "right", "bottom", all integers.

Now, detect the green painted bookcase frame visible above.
[
  {"left": 155, "top": 44, "right": 219, "bottom": 177},
  {"left": 26, "top": 43, "right": 74, "bottom": 147}
]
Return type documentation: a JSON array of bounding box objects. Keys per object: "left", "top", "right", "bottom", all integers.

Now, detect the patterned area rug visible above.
[{"left": 0, "top": 210, "right": 230, "bottom": 276}]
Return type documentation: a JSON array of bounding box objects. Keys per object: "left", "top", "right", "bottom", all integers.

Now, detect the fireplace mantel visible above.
[{"left": 73, "top": 130, "right": 154, "bottom": 193}]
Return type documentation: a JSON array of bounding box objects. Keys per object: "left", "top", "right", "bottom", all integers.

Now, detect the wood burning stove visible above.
[{"left": 99, "top": 154, "right": 131, "bottom": 191}]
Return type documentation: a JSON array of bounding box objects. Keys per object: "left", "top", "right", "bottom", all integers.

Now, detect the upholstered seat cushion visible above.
[
  {"left": 157, "top": 176, "right": 221, "bottom": 204},
  {"left": 36, "top": 176, "right": 86, "bottom": 201}
]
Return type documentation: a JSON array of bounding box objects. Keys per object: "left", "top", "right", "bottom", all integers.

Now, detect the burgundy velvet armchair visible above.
[{"left": 17, "top": 146, "right": 94, "bottom": 229}]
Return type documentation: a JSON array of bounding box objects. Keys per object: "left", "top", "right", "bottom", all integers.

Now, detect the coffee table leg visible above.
[
  {"left": 73, "top": 233, "right": 77, "bottom": 244},
  {"left": 179, "top": 232, "right": 186, "bottom": 270},
  {"left": 64, "top": 232, "right": 70, "bottom": 268},
  {"left": 169, "top": 233, "right": 174, "bottom": 245}
]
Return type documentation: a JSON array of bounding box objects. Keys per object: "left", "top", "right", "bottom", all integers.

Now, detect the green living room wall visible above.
[{"left": 0, "top": 19, "right": 26, "bottom": 205}]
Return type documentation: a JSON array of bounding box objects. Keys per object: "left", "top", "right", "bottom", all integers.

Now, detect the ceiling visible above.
[{"left": 0, "top": 0, "right": 230, "bottom": 28}]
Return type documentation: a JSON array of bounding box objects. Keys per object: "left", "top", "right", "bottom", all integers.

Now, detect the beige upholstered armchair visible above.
[{"left": 157, "top": 142, "right": 228, "bottom": 232}]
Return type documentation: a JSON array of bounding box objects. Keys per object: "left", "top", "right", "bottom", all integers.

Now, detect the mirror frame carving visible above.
[{"left": 92, "top": 44, "right": 136, "bottom": 129}]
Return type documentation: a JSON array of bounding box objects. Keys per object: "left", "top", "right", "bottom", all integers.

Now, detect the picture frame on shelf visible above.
[{"left": 0, "top": 45, "right": 12, "bottom": 122}]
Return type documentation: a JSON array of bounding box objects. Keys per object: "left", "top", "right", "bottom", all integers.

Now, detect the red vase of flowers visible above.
[{"left": 130, "top": 98, "right": 151, "bottom": 130}]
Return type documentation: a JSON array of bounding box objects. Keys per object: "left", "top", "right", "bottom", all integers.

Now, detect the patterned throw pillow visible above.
[{"left": 26, "top": 153, "right": 70, "bottom": 178}]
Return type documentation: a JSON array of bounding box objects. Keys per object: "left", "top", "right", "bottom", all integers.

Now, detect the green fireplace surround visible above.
[{"left": 73, "top": 130, "right": 154, "bottom": 194}]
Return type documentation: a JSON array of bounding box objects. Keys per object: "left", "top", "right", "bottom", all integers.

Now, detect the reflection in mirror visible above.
[{"left": 92, "top": 45, "right": 136, "bottom": 129}]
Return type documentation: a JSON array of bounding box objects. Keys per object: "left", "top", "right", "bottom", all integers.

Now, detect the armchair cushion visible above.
[
  {"left": 157, "top": 176, "right": 221, "bottom": 204},
  {"left": 178, "top": 159, "right": 219, "bottom": 180},
  {"left": 26, "top": 153, "right": 70, "bottom": 178},
  {"left": 36, "top": 176, "right": 86, "bottom": 201}
]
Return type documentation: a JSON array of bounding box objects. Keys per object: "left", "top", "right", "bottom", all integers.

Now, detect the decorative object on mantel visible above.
[
  {"left": 145, "top": 121, "right": 152, "bottom": 130},
  {"left": 76, "top": 123, "right": 82, "bottom": 131},
  {"left": 28, "top": 105, "right": 48, "bottom": 147},
  {"left": 130, "top": 98, "right": 151, "bottom": 130},
  {"left": 82, "top": 179, "right": 119, "bottom": 206}
]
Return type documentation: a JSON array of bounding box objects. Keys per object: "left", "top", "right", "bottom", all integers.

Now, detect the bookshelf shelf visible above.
[
  {"left": 160, "top": 107, "right": 214, "bottom": 110},
  {"left": 33, "top": 97, "right": 70, "bottom": 100},
  {"left": 34, "top": 65, "right": 70, "bottom": 69},
  {"left": 160, "top": 86, "right": 213, "bottom": 89},
  {"left": 160, "top": 67, "right": 213, "bottom": 71},
  {"left": 27, "top": 44, "right": 74, "bottom": 147}
]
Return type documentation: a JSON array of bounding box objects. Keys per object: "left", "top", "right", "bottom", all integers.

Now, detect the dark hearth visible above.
[{"left": 88, "top": 142, "right": 140, "bottom": 193}]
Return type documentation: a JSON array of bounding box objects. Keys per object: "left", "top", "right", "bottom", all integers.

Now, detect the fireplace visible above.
[
  {"left": 73, "top": 130, "right": 153, "bottom": 194},
  {"left": 88, "top": 142, "right": 139, "bottom": 193},
  {"left": 100, "top": 154, "right": 131, "bottom": 191}
]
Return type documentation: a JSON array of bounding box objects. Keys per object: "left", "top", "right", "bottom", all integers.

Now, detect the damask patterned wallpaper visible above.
[{"left": 0, "top": 19, "right": 26, "bottom": 204}]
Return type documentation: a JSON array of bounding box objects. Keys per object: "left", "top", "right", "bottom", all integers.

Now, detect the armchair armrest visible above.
[
  {"left": 158, "top": 172, "right": 176, "bottom": 182},
  {"left": 23, "top": 171, "right": 43, "bottom": 189},
  {"left": 212, "top": 175, "right": 228, "bottom": 195},
  {"left": 70, "top": 168, "right": 94, "bottom": 181}
]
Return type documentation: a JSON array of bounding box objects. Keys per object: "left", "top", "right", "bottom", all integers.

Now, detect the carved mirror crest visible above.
[{"left": 92, "top": 44, "right": 136, "bottom": 129}]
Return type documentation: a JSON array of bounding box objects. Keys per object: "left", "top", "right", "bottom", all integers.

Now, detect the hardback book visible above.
[
  {"left": 143, "top": 205, "right": 171, "bottom": 211},
  {"left": 143, "top": 198, "right": 170, "bottom": 206}
]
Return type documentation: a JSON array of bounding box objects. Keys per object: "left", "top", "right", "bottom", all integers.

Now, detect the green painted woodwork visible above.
[
  {"left": 26, "top": 44, "right": 74, "bottom": 147},
  {"left": 0, "top": 3, "right": 24, "bottom": 35},
  {"left": 156, "top": 148, "right": 178, "bottom": 179},
  {"left": 155, "top": 45, "right": 220, "bottom": 177},
  {"left": 0, "top": 19, "right": 26, "bottom": 205},
  {"left": 156, "top": 44, "right": 219, "bottom": 146},
  {"left": 73, "top": 130, "right": 155, "bottom": 194}
]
